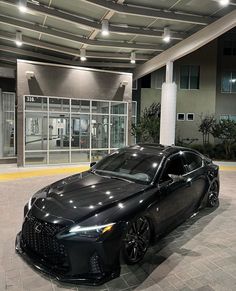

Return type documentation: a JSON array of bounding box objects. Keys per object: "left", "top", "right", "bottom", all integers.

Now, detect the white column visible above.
[
  {"left": 0, "top": 89, "right": 2, "bottom": 157},
  {"left": 160, "top": 61, "right": 177, "bottom": 146}
]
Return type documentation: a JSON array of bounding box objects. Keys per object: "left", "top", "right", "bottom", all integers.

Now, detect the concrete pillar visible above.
[
  {"left": 160, "top": 61, "right": 177, "bottom": 145},
  {"left": 0, "top": 89, "right": 2, "bottom": 157}
]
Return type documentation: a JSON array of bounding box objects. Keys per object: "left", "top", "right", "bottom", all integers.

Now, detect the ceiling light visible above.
[
  {"left": 19, "top": 0, "right": 27, "bottom": 12},
  {"left": 130, "top": 52, "right": 136, "bottom": 64},
  {"left": 101, "top": 19, "right": 109, "bottom": 36},
  {"left": 219, "top": 0, "right": 230, "bottom": 6},
  {"left": 163, "top": 27, "right": 171, "bottom": 43},
  {"left": 80, "top": 48, "right": 87, "bottom": 61},
  {"left": 16, "top": 31, "right": 23, "bottom": 47}
]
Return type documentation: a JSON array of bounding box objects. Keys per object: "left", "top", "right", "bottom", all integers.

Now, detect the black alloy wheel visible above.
[
  {"left": 122, "top": 216, "right": 151, "bottom": 265},
  {"left": 207, "top": 181, "right": 219, "bottom": 207}
]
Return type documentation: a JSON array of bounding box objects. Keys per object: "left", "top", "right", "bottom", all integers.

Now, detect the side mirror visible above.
[
  {"left": 168, "top": 174, "right": 186, "bottom": 182},
  {"left": 90, "top": 162, "right": 96, "bottom": 168}
]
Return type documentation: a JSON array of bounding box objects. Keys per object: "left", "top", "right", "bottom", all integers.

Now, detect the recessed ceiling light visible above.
[
  {"left": 15, "top": 31, "right": 23, "bottom": 47},
  {"left": 130, "top": 51, "right": 136, "bottom": 64},
  {"left": 219, "top": 0, "right": 230, "bottom": 6},
  {"left": 80, "top": 48, "right": 87, "bottom": 61},
  {"left": 101, "top": 19, "right": 109, "bottom": 36},
  {"left": 163, "top": 27, "right": 171, "bottom": 43},
  {"left": 19, "top": 0, "right": 27, "bottom": 12}
]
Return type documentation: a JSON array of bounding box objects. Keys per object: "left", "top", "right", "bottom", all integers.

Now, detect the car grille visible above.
[{"left": 21, "top": 212, "right": 69, "bottom": 271}]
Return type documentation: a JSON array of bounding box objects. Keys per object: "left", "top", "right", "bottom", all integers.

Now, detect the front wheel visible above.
[
  {"left": 121, "top": 216, "right": 151, "bottom": 265},
  {"left": 207, "top": 181, "right": 219, "bottom": 208}
]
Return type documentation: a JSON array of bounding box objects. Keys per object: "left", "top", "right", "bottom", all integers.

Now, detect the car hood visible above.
[{"left": 31, "top": 172, "right": 147, "bottom": 225}]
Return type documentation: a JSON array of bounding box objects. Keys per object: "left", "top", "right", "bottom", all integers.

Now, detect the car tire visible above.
[
  {"left": 122, "top": 216, "right": 151, "bottom": 265},
  {"left": 207, "top": 181, "right": 219, "bottom": 208}
]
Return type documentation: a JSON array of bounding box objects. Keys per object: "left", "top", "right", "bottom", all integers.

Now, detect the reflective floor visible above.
[{"left": 0, "top": 170, "right": 236, "bottom": 291}]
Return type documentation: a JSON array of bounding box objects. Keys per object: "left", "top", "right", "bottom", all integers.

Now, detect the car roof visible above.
[{"left": 122, "top": 144, "right": 200, "bottom": 159}]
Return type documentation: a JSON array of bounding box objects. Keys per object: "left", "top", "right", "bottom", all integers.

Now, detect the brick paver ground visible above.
[{"left": 0, "top": 170, "right": 236, "bottom": 291}]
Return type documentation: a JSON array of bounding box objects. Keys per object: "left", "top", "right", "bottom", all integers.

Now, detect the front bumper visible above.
[{"left": 15, "top": 231, "right": 120, "bottom": 285}]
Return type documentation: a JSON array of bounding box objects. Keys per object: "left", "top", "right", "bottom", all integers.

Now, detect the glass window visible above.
[
  {"left": 23, "top": 96, "right": 129, "bottom": 166},
  {"left": 25, "top": 112, "right": 48, "bottom": 151},
  {"left": 110, "top": 116, "right": 127, "bottom": 148},
  {"left": 223, "top": 40, "right": 236, "bottom": 56},
  {"left": 232, "top": 72, "right": 236, "bottom": 93},
  {"left": 25, "top": 96, "right": 47, "bottom": 111},
  {"left": 91, "top": 115, "right": 109, "bottom": 148},
  {"left": 71, "top": 115, "right": 90, "bottom": 149},
  {"left": 95, "top": 151, "right": 161, "bottom": 184},
  {"left": 222, "top": 71, "right": 236, "bottom": 93},
  {"left": 71, "top": 150, "right": 90, "bottom": 163},
  {"left": 25, "top": 151, "right": 47, "bottom": 165},
  {"left": 91, "top": 150, "right": 108, "bottom": 162},
  {"left": 151, "top": 67, "right": 166, "bottom": 89},
  {"left": 92, "top": 101, "right": 109, "bottom": 114},
  {"left": 49, "top": 151, "right": 69, "bottom": 164},
  {"left": 0, "top": 92, "right": 15, "bottom": 158},
  {"left": 49, "top": 98, "right": 69, "bottom": 112},
  {"left": 160, "top": 156, "right": 185, "bottom": 183},
  {"left": 184, "top": 152, "right": 202, "bottom": 172},
  {"left": 180, "top": 65, "right": 200, "bottom": 89},
  {"left": 132, "top": 101, "right": 137, "bottom": 117},
  {"left": 71, "top": 100, "right": 90, "bottom": 113},
  {"left": 190, "top": 66, "right": 200, "bottom": 89},
  {"left": 221, "top": 72, "right": 231, "bottom": 92},
  {"left": 223, "top": 41, "right": 232, "bottom": 56},
  {"left": 111, "top": 102, "right": 127, "bottom": 114},
  {"left": 180, "top": 65, "right": 189, "bottom": 89},
  {"left": 48, "top": 114, "right": 70, "bottom": 150}
]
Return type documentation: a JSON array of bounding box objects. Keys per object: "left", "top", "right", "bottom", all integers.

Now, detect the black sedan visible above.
[{"left": 16, "top": 144, "right": 219, "bottom": 285}]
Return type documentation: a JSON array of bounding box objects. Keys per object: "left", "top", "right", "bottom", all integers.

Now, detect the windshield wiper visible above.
[
  {"left": 108, "top": 175, "right": 134, "bottom": 183},
  {"left": 92, "top": 170, "right": 134, "bottom": 183}
]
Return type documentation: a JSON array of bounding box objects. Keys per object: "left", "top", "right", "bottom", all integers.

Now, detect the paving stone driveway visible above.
[{"left": 0, "top": 170, "right": 236, "bottom": 291}]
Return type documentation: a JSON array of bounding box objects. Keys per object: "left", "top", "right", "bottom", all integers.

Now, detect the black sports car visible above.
[{"left": 16, "top": 144, "right": 220, "bottom": 285}]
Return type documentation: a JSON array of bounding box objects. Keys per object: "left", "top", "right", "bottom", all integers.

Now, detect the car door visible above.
[
  {"left": 153, "top": 153, "right": 194, "bottom": 234},
  {"left": 182, "top": 151, "right": 208, "bottom": 208}
]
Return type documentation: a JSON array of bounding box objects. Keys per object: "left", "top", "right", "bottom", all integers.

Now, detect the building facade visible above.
[{"left": 139, "top": 28, "right": 236, "bottom": 145}]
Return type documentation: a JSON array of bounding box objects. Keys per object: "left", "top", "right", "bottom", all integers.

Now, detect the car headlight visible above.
[{"left": 68, "top": 223, "right": 115, "bottom": 238}]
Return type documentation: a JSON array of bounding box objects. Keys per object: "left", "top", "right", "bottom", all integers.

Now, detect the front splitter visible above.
[{"left": 15, "top": 232, "right": 120, "bottom": 286}]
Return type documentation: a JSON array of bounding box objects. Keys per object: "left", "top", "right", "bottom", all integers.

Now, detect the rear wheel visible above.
[
  {"left": 207, "top": 181, "right": 219, "bottom": 207},
  {"left": 122, "top": 216, "right": 151, "bottom": 265}
]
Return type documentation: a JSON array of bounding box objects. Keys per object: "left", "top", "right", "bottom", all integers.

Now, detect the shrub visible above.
[
  {"left": 211, "top": 119, "right": 236, "bottom": 159},
  {"left": 198, "top": 114, "right": 216, "bottom": 145},
  {"left": 132, "top": 103, "right": 161, "bottom": 143}
]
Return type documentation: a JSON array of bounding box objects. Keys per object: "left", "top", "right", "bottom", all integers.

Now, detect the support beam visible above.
[
  {"left": 0, "top": 30, "right": 153, "bottom": 62},
  {"left": 0, "top": 15, "right": 162, "bottom": 51},
  {"left": 82, "top": 0, "right": 213, "bottom": 25},
  {"left": 0, "top": 45, "right": 136, "bottom": 68},
  {"left": 0, "top": 0, "right": 186, "bottom": 39},
  {"left": 160, "top": 61, "right": 177, "bottom": 146},
  {"left": 134, "top": 10, "right": 236, "bottom": 80}
]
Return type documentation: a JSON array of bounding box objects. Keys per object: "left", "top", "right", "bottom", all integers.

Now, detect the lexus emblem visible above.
[{"left": 35, "top": 223, "right": 42, "bottom": 233}]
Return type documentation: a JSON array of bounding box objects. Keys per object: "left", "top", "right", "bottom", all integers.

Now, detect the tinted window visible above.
[
  {"left": 160, "top": 155, "right": 185, "bottom": 183},
  {"left": 184, "top": 152, "right": 202, "bottom": 172},
  {"left": 94, "top": 151, "right": 161, "bottom": 184}
]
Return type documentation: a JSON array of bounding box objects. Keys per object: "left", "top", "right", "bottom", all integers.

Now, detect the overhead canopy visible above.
[{"left": 0, "top": 0, "right": 235, "bottom": 70}]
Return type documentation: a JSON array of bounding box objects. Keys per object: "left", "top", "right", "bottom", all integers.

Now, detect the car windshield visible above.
[{"left": 93, "top": 151, "right": 162, "bottom": 184}]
